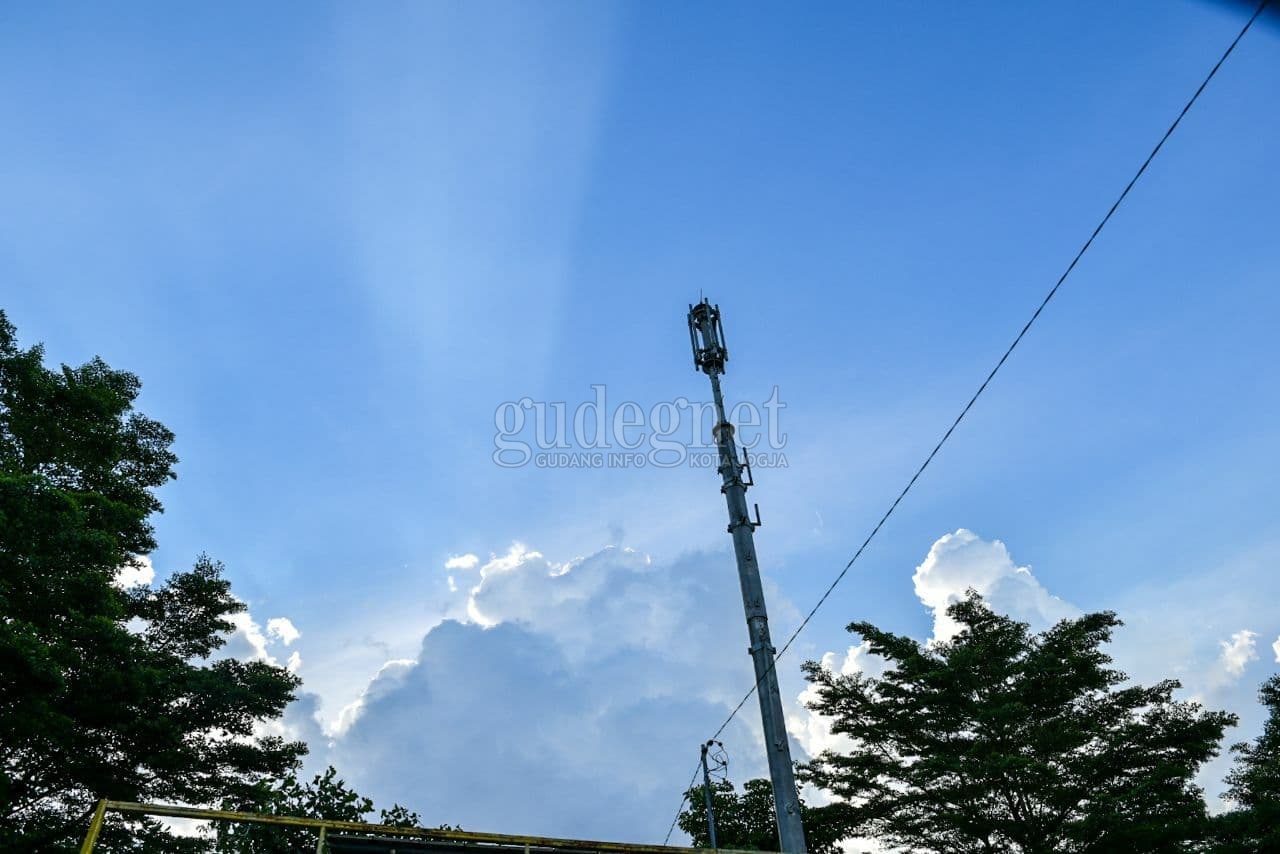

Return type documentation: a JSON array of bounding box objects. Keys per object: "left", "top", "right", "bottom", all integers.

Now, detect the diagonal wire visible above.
[
  {"left": 663, "top": 0, "right": 1269, "bottom": 842},
  {"left": 661, "top": 763, "right": 705, "bottom": 845}
]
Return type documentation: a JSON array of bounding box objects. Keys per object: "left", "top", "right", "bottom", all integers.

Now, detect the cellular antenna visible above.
[{"left": 686, "top": 299, "right": 807, "bottom": 854}]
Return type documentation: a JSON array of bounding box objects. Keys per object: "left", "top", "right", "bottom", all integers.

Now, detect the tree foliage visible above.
[
  {"left": 0, "top": 312, "right": 305, "bottom": 851},
  {"left": 1209, "top": 674, "right": 1280, "bottom": 853},
  {"left": 212, "top": 766, "right": 429, "bottom": 853},
  {"left": 799, "top": 591, "right": 1235, "bottom": 853},
  {"left": 677, "top": 778, "right": 845, "bottom": 854}
]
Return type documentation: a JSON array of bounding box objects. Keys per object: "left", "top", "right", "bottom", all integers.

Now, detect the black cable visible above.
[{"left": 662, "top": 0, "right": 1268, "bottom": 841}]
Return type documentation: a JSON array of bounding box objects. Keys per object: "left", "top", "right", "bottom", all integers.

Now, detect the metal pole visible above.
[
  {"left": 78, "top": 800, "right": 108, "bottom": 854},
  {"left": 700, "top": 742, "right": 719, "bottom": 850},
  {"left": 687, "top": 300, "right": 807, "bottom": 854}
]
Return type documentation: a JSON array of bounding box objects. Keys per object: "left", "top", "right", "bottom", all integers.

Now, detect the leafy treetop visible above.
[
  {"left": 0, "top": 312, "right": 305, "bottom": 852},
  {"left": 800, "top": 591, "right": 1235, "bottom": 854}
]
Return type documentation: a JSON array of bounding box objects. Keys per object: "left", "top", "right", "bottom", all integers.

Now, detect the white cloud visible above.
[
  {"left": 320, "top": 532, "right": 1092, "bottom": 841},
  {"left": 791, "top": 642, "right": 878, "bottom": 761},
  {"left": 796, "top": 530, "right": 1280, "bottom": 820},
  {"left": 444, "top": 553, "right": 480, "bottom": 570},
  {"left": 324, "top": 542, "right": 769, "bottom": 841},
  {"left": 267, "top": 617, "right": 301, "bottom": 646},
  {"left": 281, "top": 529, "right": 1280, "bottom": 841},
  {"left": 795, "top": 530, "right": 1079, "bottom": 801},
  {"left": 224, "top": 612, "right": 273, "bottom": 662},
  {"left": 825, "top": 640, "right": 888, "bottom": 680},
  {"left": 220, "top": 608, "right": 305, "bottom": 673},
  {"left": 912, "top": 529, "right": 1077, "bottom": 643},
  {"left": 113, "top": 555, "right": 155, "bottom": 589},
  {"left": 1218, "top": 630, "right": 1258, "bottom": 678},
  {"left": 332, "top": 658, "right": 417, "bottom": 736}
]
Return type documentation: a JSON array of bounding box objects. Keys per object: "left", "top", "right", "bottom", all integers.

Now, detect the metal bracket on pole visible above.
[{"left": 725, "top": 506, "right": 762, "bottom": 534}]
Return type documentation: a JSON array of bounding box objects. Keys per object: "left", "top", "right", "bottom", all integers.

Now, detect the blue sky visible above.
[{"left": 3, "top": 0, "right": 1279, "bottom": 845}]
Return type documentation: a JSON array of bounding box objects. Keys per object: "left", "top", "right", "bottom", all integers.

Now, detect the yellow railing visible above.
[{"left": 79, "top": 799, "right": 762, "bottom": 854}]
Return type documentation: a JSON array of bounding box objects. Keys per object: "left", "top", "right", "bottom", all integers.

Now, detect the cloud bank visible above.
[
  {"left": 311, "top": 544, "right": 771, "bottom": 842},
  {"left": 259, "top": 529, "right": 1278, "bottom": 840}
]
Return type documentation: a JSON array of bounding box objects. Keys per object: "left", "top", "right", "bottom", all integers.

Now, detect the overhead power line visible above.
[{"left": 662, "top": 0, "right": 1268, "bottom": 844}]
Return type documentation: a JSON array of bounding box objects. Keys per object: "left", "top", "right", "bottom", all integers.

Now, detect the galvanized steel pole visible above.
[
  {"left": 700, "top": 742, "right": 719, "bottom": 850},
  {"left": 687, "top": 299, "right": 807, "bottom": 854}
]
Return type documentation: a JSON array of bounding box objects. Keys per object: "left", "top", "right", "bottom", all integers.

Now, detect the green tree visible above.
[
  {"left": 0, "top": 312, "right": 305, "bottom": 851},
  {"left": 800, "top": 591, "right": 1235, "bottom": 853},
  {"left": 212, "top": 766, "right": 426, "bottom": 853},
  {"left": 677, "top": 778, "right": 845, "bottom": 854},
  {"left": 1209, "top": 674, "right": 1280, "bottom": 853}
]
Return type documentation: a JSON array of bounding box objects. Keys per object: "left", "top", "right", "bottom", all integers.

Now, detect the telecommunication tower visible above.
[{"left": 687, "top": 299, "right": 807, "bottom": 854}]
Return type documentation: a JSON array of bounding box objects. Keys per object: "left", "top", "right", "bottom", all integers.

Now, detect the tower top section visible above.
[{"left": 688, "top": 298, "right": 729, "bottom": 376}]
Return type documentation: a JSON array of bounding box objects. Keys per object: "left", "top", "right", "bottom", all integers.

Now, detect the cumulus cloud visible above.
[
  {"left": 113, "top": 555, "right": 155, "bottom": 589},
  {"left": 913, "top": 529, "right": 1077, "bottom": 643},
  {"left": 459, "top": 543, "right": 681, "bottom": 659},
  {"left": 334, "top": 658, "right": 417, "bottom": 735},
  {"left": 280, "top": 529, "right": 1279, "bottom": 841},
  {"left": 1187, "top": 629, "right": 1261, "bottom": 702},
  {"left": 316, "top": 533, "right": 1089, "bottom": 842},
  {"left": 821, "top": 640, "right": 891, "bottom": 681},
  {"left": 1218, "top": 630, "right": 1258, "bottom": 678},
  {"left": 794, "top": 530, "right": 1280, "bottom": 819},
  {"left": 324, "top": 543, "right": 769, "bottom": 842},
  {"left": 223, "top": 612, "right": 273, "bottom": 662},
  {"left": 220, "top": 609, "right": 305, "bottom": 673},
  {"left": 1113, "top": 560, "right": 1280, "bottom": 812},
  {"left": 792, "top": 641, "right": 888, "bottom": 759},
  {"left": 267, "top": 617, "right": 301, "bottom": 646},
  {"left": 798, "top": 531, "right": 1079, "bottom": 775}
]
